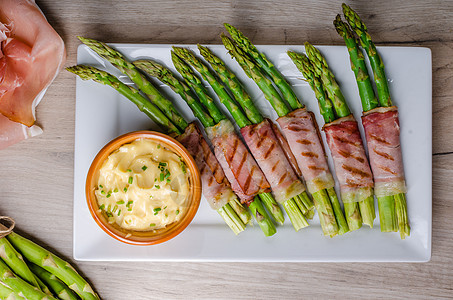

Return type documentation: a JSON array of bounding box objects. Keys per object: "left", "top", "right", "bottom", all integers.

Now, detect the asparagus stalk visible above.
[
  {"left": 224, "top": 23, "right": 303, "bottom": 110},
  {"left": 339, "top": 6, "right": 410, "bottom": 238},
  {"left": 304, "top": 43, "right": 376, "bottom": 229},
  {"left": 6, "top": 232, "right": 99, "bottom": 300},
  {"left": 0, "top": 238, "right": 41, "bottom": 290},
  {"left": 77, "top": 36, "right": 188, "bottom": 131},
  {"left": 0, "top": 259, "right": 56, "bottom": 300},
  {"left": 69, "top": 63, "right": 249, "bottom": 234},
  {"left": 29, "top": 264, "right": 79, "bottom": 300},
  {"left": 341, "top": 4, "right": 392, "bottom": 107},
  {"left": 67, "top": 65, "right": 181, "bottom": 136},
  {"left": 172, "top": 47, "right": 288, "bottom": 227},
  {"left": 0, "top": 283, "right": 26, "bottom": 300}
]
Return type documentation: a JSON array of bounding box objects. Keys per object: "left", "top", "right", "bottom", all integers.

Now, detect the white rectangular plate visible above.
[{"left": 74, "top": 44, "right": 432, "bottom": 262}]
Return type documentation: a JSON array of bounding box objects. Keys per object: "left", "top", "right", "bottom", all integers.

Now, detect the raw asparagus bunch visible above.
[
  {"left": 67, "top": 64, "right": 250, "bottom": 235},
  {"left": 196, "top": 44, "right": 313, "bottom": 231},
  {"left": 336, "top": 4, "right": 410, "bottom": 238},
  {"left": 303, "top": 42, "right": 376, "bottom": 229},
  {"left": 222, "top": 34, "right": 348, "bottom": 237},
  {"left": 134, "top": 59, "right": 278, "bottom": 236}
]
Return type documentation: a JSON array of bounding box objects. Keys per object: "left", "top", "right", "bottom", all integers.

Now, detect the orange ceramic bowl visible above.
[{"left": 86, "top": 131, "right": 201, "bottom": 246}]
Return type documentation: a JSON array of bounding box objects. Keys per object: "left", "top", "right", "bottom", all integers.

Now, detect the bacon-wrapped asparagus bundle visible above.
[
  {"left": 134, "top": 59, "right": 278, "bottom": 236},
  {"left": 221, "top": 31, "right": 349, "bottom": 237},
  {"left": 67, "top": 63, "right": 249, "bottom": 235},
  {"left": 194, "top": 45, "right": 311, "bottom": 231},
  {"left": 290, "top": 43, "right": 376, "bottom": 231},
  {"left": 336, "top": 4, "right": 409, "bottom": 238}
]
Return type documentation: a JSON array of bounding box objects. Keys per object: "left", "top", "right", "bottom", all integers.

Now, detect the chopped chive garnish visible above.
[
  {"left": 112, "top": 205, "right": 118, "bottom": 213},
  {"left": 106, "top": 211, "right": 113, "bottom": 217},
  {"left": 128, "top": 208, "right": 132, "bottom": 211},
  {"left": 181, "top": 162, "right": 187, "bottom": 174},
  {"left": 142, "top": 165, "right": 148, "bottom": 171},
  {"left": 117, "top": 209, "right": 121, "bottom": 216},
  {"left": 126, "top": 200, "right": 133, "bottom": 207},
  {"left": 158, "top": 162, "right": 167, "bottom": 167},
  {"left": 107, "top": 204, "right": 111, "bottom": 211},
  {"left": 127, "top": 169, "right": 132, "bottom": 172},
  {"left": 166, "top": 178, "right": 171, "bottom": 183},
  {"left": 153, "top": 207, "right": 161, "bottom": 215},
  {"left": 128, "top": 176, "right": 133, "bottom": 184},
  {"left": 157, "top": 144, "right": 161, "bottom": 149},
  {"left": 106, "top": 193, "right": 111, "bottom": 198},
  {"left": 154, "top": 185, "right": 160, "bottom": 189},
  {"left": 116, "top": 200, "right": 125, "bottom": 205},
  {"left": 176, "top": 210, "right": 179, "bottom": 215},
  {"left": 165, "top": 214, "right": 168, "bottom": 218},
  {"left": 99, "top": 185, "right": 103, "bottom": 189},
  {"left": 150, "top": 223, "right": 156, "bottom": 227},
  {"left": 124, "top": 187, "right": 128, "bottom": 192},
  {"left": 164, "top": 206, "right": 167, "bottom": 209},
  {"left": 101, "top": 190, "right": 105, "bottom": 195},
  {"left": 160, "top": 173, "right": 164, "bottom": 181},
  {"left": 114, "top": 188, "right": 118, "bottom": 193},
  {"left": 99, "top": 204, "right": 105, "bottom": 210}
]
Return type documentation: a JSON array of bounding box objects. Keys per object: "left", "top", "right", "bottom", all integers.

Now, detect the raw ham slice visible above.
[
  {"left": 269, "top": 121, "right": 302, "bottom": 177},
  {"left": 0, "top": 0, "right": 65, "bottom": 148},
  {"left": 277, "top": 108, "right": 335, "bottom": 194},
  {"left": 0, "top": 113, "right": 42, "bottom": 149},
  {"left": 177, "top": 122, "right": 236, "bottom": 210},
  {"left": 205, "top": 119, "right": 270, "bottom": 205},
  {"left": 323, "top": 115, "right": 374, "bottom": 203},
  {"left": 362, "top": 106, "right": 406, "bottom": 197},
  {"left": 241, "top": 119, "right": 306, "bottom": 204}
]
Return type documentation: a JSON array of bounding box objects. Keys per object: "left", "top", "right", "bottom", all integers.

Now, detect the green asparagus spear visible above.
[
  {"left": 197, "top": 44, "right": 264, "bottom": 124},
  {"left": 287, "top": 51, "right": 336, "bottom": 123},
  {"left": 7, "top": 232, "right": 99, "bottom": 300},
  {"left": 0, "top": 283, "right": 26, "bottom": 300},
  {"left": 66, "top": 65, "right": 181, "bottom": 136},
  {"left": 341, "top": 4, "right": 392, "bottom": 107},
  {"left": 172, "top": 47, "right": 251, "bottom": 128},
  {"left": 29, "top": 264, "right": 79, "bottom": 300},
  {"left": 133, "top": 59, "right": 215, "bottom": 128},
  {"left": 0, "top": 259, "right": 56, "bottom": 300},
  {"left": 224, "top": 23, "right": 303, "bottom": 110},
  {"left": 221, "top": 35, "right": 291, "bottom": 117},
  {"left": 249, "top": 196, "right": 277, "bottom": 236},
  {"left": 333, "top": 15, "right": 379, "bottom": 111},
  {"left": 77, "top": 36, "right": 188, "bottom": 131}
]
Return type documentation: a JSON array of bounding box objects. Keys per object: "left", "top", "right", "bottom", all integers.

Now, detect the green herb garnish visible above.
[
  {"left": 99, "top": 185, "right": 103, "bottom": 189},
  {"left": 127, "top": 169, "right": 132, "bottom": 172},
  {"left": 126, "top": 200, "right": 133, "bottom": 208},
  {"left": 117, "top": 209, "right": 121, "bottom": 216},
  {"left": 124, "top": 187, "right": 128, "bottom": 192},
  {"left": 154, "top": 185, "right": 160, "bottom": 189},
  {"left": 114, "top": 188, "right": 118, "bottom": 193},
  {"left": 128, "top": 176, "right": 133, "bottom": 184},
  {"left": 116, "top": 200, "right": 125, "bottom": 205},
  {"left": 150, "top": 223, "right": 156, "bottom": 227},
  {"left": 101, "top": 190, "right": 105, "bottom": 195},
  {"left": 99, "top": 204, "right": 105, "bottom": 210},
  {"left": 142, "top": 165, "right": 148, "bottom": 171},
  {"left": 153, "top": 207, "right": 161, "bottom": 215},
  {"left": 176, "top": 210, "right": 179, "bottom": 215}
]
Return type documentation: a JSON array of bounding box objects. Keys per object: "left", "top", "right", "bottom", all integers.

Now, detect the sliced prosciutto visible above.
[
  {"left": 362, "top": 106, "right": 406, "bottom": 197},
  {"left": 0, "top": 114, "right": 42, "bottom": 149},
  {"left": 177, "top": 122, "right": 237, "bottom": 210},
  {"left": 323, "top": 115, "right": 374, "bottom": 203},
  {"left": 0, "top": 0, "right": 65, "bottom": 146},
  {"left": 277, "top": 108, "right": 335, "bottom": 194},
  {"left": 205, "top": 119, "right": 270, "bottom": 205},
  {"left": 241, "top": 119, "right": 306, "bottom": 204}
]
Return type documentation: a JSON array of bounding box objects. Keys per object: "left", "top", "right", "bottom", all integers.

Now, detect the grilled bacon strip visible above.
[
  {"left": 241, "top": 119, "right": 306, "bottom": 204},
  {"left": 177, "top": 122, "right": 237, "bottom": 210},
  {"left": 323, "top": 115, "right": 374, "bottom": 202},
  {"left": 361, "top": 106, "right": 406, "bottom": 197},
  {"left": 205, "top": 119, "right": 271, "bottom": 205},
  {"left": 277, "top": 108, "right": 335, "bottom": 194}
]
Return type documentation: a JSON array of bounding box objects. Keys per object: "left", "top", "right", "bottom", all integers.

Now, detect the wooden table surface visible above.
[{"left": 1, "top": 0, "right": 451, "bottom": 298}]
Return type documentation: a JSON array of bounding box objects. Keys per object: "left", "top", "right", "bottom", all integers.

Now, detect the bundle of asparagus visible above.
[
  {"left": 0, "top": 217, "right": 97, "bottom": 300},
  {"left": 222, "top": 27, "right": 348, "bottom": 237},
  {"left": 173, "top": 46, "right": 311, "bottom": 231},
  {"left": 288, "top": 43, "right": 376, "bottom": 231},
  {"left": 335, "top": 4, "right": 410, "bottom": 238},
  {"left": 73, "top": 38, "right": 252, "bottom": 235},
  {"left": 134, "top": 57, "right": 279, "bottom": 236}
]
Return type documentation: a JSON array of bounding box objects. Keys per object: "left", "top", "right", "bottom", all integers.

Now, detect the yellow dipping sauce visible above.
[{"left": 94, "top": 138, "right": 190, "bottom": 231}]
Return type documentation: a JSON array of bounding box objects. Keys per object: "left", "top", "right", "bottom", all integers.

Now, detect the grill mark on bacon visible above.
[
  {"left": 271, "top": 161, "right": 279, "bottom": 172},
  {"left": 338, "top": 149, "right": 365, "bottom": 163},
  {"left": 342, "top": 164, "right": 372, "bottom": 178},
  {"left": 370, "top": 134, "right": 391, "bottom": 146},
  {"left": 333, "top": 135, "right": 358, "bottom": 146},
  {"left": 278, "top": 172, "right": 288, "bottom": 185},
  {"left": 236, "top": 151, "right": 248, "bottom": 178},
  {"left": 256, "top": 129, "right": 268, "bottom": 148},
  {"left": 301, "top": 151, "right": 319, "bottom": 158},
  {"left": 379, "top": 165, "right": 398, "bottom": 175},
  {"left": 308, "top": 165, "right": 326, "bottom": 171},
  {"left": 227, "top": 138, "right": 239, "bottom": 163},
  {"left": 373, "top": 148, "right": 395, "bottom": 161},
  {"left": 264, "top": 142, "right": 275, "bottom": 159},
  {"left": 288, "top": 124, "right": 309, "bottom": 132},
  {"left": 296, "top": 139, "right": 313, "bottom": 145},
  {"left": 243, "top": 165, "right": 254, "bottom": 193},
  {"left": 346, "top": 178, "right": 363, "bottom": 188}
]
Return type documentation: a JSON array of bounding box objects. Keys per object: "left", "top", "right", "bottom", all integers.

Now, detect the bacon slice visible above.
[
  {"left": 205, "top": 120, "right": 270, "bottom": 205},
  {"left": 362, "top": 106, "right": 406, "bottom": 197},
  {"left": 0, "top": 0, "right": 66, "bottom": 126},
  {"left": 277, "top": 108, "right": 335, "bottom": 194},
  {"left": 177, "top": 122, "right": 237, "bottom": 210},
  {"left": 323, "top": 115, "right": 374, "bottom": 203},
  {"left": 241, "top": 119, "right": 306, "bottom": 204},
  {"left": 269, "top": 121, "right": 302, "bottom": 177}
]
